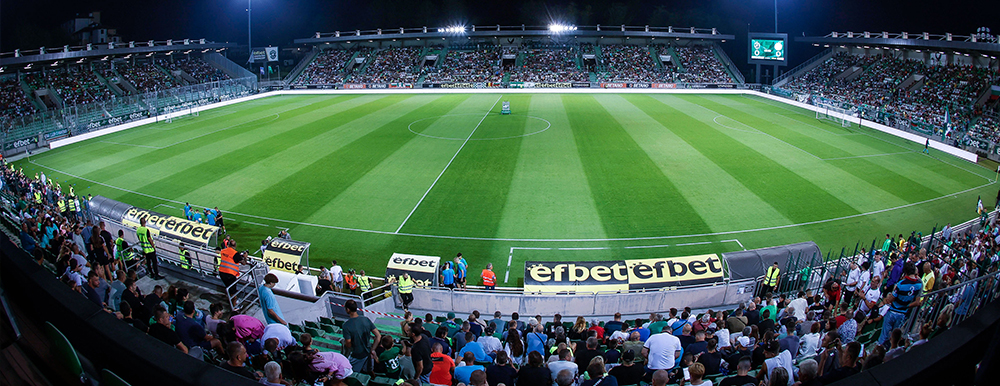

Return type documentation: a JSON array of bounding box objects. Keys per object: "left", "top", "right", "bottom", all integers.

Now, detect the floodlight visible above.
[
  {"left": 548, "top": 24, "right": 577, "bottom": 33},
  {"left": 440, "top": 26, "right": 466, "bottom": 34}
]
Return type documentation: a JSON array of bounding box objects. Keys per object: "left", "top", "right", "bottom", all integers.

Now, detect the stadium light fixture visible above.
[
  {"left": 440, "top": 26, "right": 466, "bottom": 34},
  {"left": 548, "top": 24, "right": 577, "bottom": 33}
]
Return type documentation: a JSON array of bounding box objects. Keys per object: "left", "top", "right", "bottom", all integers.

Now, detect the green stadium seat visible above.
[
  {"left": 371, "top": 376, "right": 401, "bottom": 386},
  {"left": 321, "top": 324, "right": 337, "bottom": 334},
  {"left": 334, "top": 319, "right": 345, "bottom": 327},
  {"left": 346, "top": 373, "right": 371, "bottom": 386},
  {"left": 289, "top": 324, "right": 304, "bottom": 333},
  {"left": 44, "top": 322, "right": 90, "bottom": 384},
  {"left": 101, "top": 369, "right": 131, "bottom": 386},
  {"left": 306, "top": 326, "right": 324, "bottom": 338},
  {"left": 320, "top": 317, "right": 336, "bottom": 326},
  {"left": 305, "top": 320, "right": 321, "bottom": 329}
]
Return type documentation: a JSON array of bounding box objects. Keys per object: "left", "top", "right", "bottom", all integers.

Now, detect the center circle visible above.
[{"left": 407, "top": 113, "right": 552, "bottom": 141}]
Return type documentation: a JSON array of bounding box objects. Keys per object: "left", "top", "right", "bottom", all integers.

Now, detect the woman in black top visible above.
[{"left": 516, "top": 351, "right": 551, "bottom": 386}]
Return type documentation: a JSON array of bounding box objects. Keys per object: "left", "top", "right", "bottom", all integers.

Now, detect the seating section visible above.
[
  {"left": 0, "top": 77, "right": 38, "bottom": 122},
  {"left": 47, "top": 66, "right": 117, "bottom": 106},
  {"left": 116, "top": 60, "right": 177, "bottom": 92},
  {"left": 674, "top": 46, "right": 734, "bottom": 84},
  {"left": 350, "top": 47, "right": 423, "bottom": 84},
  {"left": 510, "top": 48, "right": 588, "bottom": 83},
  {"left": 165, "top": 56, "right": 230, "bottom": 83},
  {"left": 599, "top": 44, "right": 660, "bottom": 83},
  {"left": 423, "top": 47, "right": 503, "bottom": 84},
  {"left": 782, "top": 52, "right": 997, "bottom": 137},
  {"left": 294, "top": 49, "right": 355, "bottom": 85}
]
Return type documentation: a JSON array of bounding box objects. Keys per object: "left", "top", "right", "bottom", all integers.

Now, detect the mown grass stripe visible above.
[
  {"left": 229, "top": 94, "right": 474, "bottom": 222},
  {"left": 67, "top": 95, "right": 360, "bottom": 183},
  {"left": 626, "top": 94, "right": 861, "bottom": 224},
  {"left": 398, "top": 95, "right": 532, "bottom": 237},
  {"left": 563, "top": 94, "right": 711, "bottom": 238},
  {"left": 692, "top": 96, "right": 949, "bottom": 202},
  {"left": 104, "top": 95, "right": 407, "bottom": 206}
]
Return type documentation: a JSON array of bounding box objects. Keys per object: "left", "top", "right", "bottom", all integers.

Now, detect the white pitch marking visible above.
[
  {"left": 505, "top": 248, "right": 514, "bottom": 283},
  {"left": 243, "top": 221, "right": 269, "bottom": 227},
  {"left": 395, "top": 94, "right": 504, "bottom": 233},
  {"left": 98, "top": 112, "right": 283, "bottom": 150},
  {"left": 676, "top": 241, "right": 713, "bottom": 246},
  {"left": 723, "top": 239, "right": 747, "bottom": 251},
  {"left": 28, "top": 160, "right": 996, "bottom": 243},
  {"left": 557, "top": 247, "right": 609, "bottom": 250},
  {"left": 623, "top": 244, "right": 671, "bottom": 249}
]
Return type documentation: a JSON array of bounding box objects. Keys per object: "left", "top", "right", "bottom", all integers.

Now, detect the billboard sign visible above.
[
  {"left": 748, "top": 33, "right": 788, "bottom": 66},
  {"left": 524, "top": 254, "right": 726, "bottom": 293},
  {"left": 263, "top": 238, "right": 310, "bottom": 273},
  {"left": 386, "top": 253, "right": 440, "bottom": 288}
]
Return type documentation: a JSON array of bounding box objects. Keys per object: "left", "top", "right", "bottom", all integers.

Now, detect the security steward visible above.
[
  {"left": 395, "top": 273, "right": 415, "bottom": 311},
  {"left": 136, "top": 218, "right": 163, "bottom": 280},
  {"left": 357, "top": 270, "right": 372, "bottom": 293},
  {"left": 345, "top": 269, "right": 359, "bottom": 295},
  {"left": 178, "top": 243, "right": 191, "bottom": 270},
  {"left": 218, "top": 241, "right": 241, "bottom": 290},
  {"left": 481, "top": 263, "right": 497, "bottom": 290},
  {"left": 762, "top": 261, "right": 781, "bottom": 296}
]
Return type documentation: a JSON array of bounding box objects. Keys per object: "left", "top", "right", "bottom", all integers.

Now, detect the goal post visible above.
[
  {"left": 815, "top": 104, "right": 854, "bottom": 128},
  {"left": 165, "top": 105, "right": 199, "bottom": 123}
]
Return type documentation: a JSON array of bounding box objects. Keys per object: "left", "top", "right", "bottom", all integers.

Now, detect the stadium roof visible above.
[
  {"left": 294, "top": 25, "right": 734, "bottom": 45},
  {"left": 796, "top": 31, "right": 1000, "bottom": 58},
  {"left": 0, "top": 39, "right": 237, "bottom": 68}
]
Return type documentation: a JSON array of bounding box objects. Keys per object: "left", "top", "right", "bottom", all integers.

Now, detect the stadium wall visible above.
[{"left": 49, "top": 88, "right": 979, "bottom": 164}]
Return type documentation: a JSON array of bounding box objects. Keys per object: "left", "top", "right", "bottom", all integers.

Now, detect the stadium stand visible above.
[
  {"left": 0, "top": 76, "right": 38, "bottom": 122},
  {"left": 46, "top": 65, "right": 118, "bottom": 106},
  {"left": 164, "top": 56, "right": 231, "bottom": 84},
  {"left": 350, "top": 47, "right": 423, "bottom": 84},
  {"left": 510, "top": 47, "right": 589, "bottom": 83},
  {"left": 2, "top": 160, "right": 999, "bottom": 386},
  {"left": 598, "top": 44, "right": 662, "bottom": 83},
  {"left": 422, "top": 45, "right": 504, "bottom": 84},
  {"left": 673, "top": 45, "right": 734, "bottom": 84},
  {"left": 116, "top": 59, "right": 177, "bottom": 93},
  {"left": 293, "top": 49, "right": 355, "bottom": 85}
]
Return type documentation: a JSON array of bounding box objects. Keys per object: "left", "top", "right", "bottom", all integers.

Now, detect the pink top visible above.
[
  {"left": 231, "top": 314, "right": 265, "bottom": 341},
  {"left": 310, "top": 351, "right": 354, "bottom": 379}
]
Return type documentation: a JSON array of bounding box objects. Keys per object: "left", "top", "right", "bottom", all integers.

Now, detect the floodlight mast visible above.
[{"left": 248, "top": 0, "right": 252, "bottom": 67}]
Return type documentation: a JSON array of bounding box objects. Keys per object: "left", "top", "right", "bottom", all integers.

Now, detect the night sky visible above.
[{"left": 2, "top": 0, "right": 997, "bottom": 68}]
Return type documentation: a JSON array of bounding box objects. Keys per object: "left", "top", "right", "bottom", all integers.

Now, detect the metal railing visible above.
[
  {"left": 0, "top": 38, "right": 221, "bottom": 59},
  {"left": 772, "top": 47, "right": 833, "bottom": 86},
  {"left": 821, "top": 31, "right": 999, "bottom": 44},
  {"left": 902, "top": 270, "right": 1000, "bottom": 340},
  {"left": 226, "top": 259, "right": 267, "bottom": 314},
  {"left": 308, "top": 25, "right": 725, "bottom": 41}
]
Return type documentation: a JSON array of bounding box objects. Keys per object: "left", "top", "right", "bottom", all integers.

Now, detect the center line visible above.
[{"left": 395, "top": 94, "right": 504, "bottom": 233}]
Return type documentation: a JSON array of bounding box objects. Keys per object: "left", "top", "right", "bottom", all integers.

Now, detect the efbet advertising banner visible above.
[
  {"left": 524, "top": 254, "right": 726, "bottom": 293},
  {"left": 250, "top": 47, "right": 279, "bottom": 63},
  {"left": 386, "top": 253, "right": 440, "bottom": 288},
  {"left": 263, "top": 239, "right": 309, "bottom": 273},
  {"left": 120, "top": 207, "right": 220, "bottom": 247}
]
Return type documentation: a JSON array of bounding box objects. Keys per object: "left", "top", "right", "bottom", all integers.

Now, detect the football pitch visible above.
[{"left": 17, "top": 92, "right": 998, "bottom": 286}]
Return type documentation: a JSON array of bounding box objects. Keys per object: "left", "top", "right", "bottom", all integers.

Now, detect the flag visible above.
[
  {"left": 978, "top": 196, "right": 984, "bottom": 214},
  {"left": 259, "top": 66, "right": 265, "bottom": 76},
  {"left": 268, "top": 65, "right": 274, "bottom": 74},
  {"left": 943, "top": 107, "right": 952, "bottom": 139}
]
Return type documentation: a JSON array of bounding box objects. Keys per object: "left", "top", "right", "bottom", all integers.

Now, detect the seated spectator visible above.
[
  {"left": 758, "top": 341, "right": 794, "bottom": 386},
  {"left": 687, "top": 331, "right": 709, "bottom": 356},
  {"left": 817, "top": 341, "right": 861, "bottom": 384},
  {"left": 176, "top": 301, "right": 223, "bottom": 356},
  {"left": 148, "top": 307, "right": 188, "bottom": 354},
  {"left": 454, "top": 351, "right": 484, "bottom": 384},
  {"left": 581, "top": 357, "right": 616, "bottom": 386},
  {"left": 719, "top": 357, "right": 756, "bottom": 386},
  {"left": 221, "top": 342, "right": 258, "bottom": 380},
  {"left": 697, "top": 338, "right": 723, "bottom": 375},
  {"left": 516, "top": 351, "right": 552, "bottom": 386},
  {"left": 259, "top": 361, "right": 286, "bottom": 386},
  {"left": 549, "top": 348, "right": 578, "bottom": 385},
  {"left": 609, "top": 349, "right": 644, "bottom": 384},
  {"left": 430, "top": 343, "right": 455, "bottom": 386},
  {"left": 576, "top": 337, "right": 604, "bottom": 371},
  {"left": 459, "top": 332, "right": 491, "bottom": 363},
  {"left": 687, "top": 362, "right": 710, "bottom": 386},
  {"left": 485, "top": 351, "right": 517, "bottom": 386}
]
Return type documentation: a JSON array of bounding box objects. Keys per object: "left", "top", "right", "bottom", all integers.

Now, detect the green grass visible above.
[{"left": 17, "top": 93, "right": 998, "bottom": 286}]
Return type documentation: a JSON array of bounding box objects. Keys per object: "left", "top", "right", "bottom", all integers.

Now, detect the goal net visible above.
[
  {"left": 815, "top": 104, "right": 854, "bottom": 128},
  {"left": 164, "top": 105, "right": 199, "bottom": 123}
]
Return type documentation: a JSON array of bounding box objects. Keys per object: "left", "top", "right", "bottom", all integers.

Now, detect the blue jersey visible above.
[
  {"left": 206, "top": 212, "right": 216, "bottom": 226},
  {"left": 889, "top": 277, "right": 923, "bottom": 314},
  {"left": 442, "top": 268, "right": 455, "bottom": 285},
  {"left": 456, "top": 258, "right": 468, "bottom": 278},
  {"left": 184, "top": 204, "right": 192, "bottom": 219}
]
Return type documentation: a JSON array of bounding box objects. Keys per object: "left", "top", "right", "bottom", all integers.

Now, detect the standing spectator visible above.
[
  {"left": 329, "top": 260, "right": 344, "bottom": 292},
  {"left": 481, "top": 263, "right": 496, "bottom": 290},
  {"left": 878, "top": 262, "right": 922, "bottom": 346},
  {"left": 455, "top": 253, "right": 468, "bottom": 289},
  {"left": 843, "top": 262, "right": 861, "bottom": 305},
  {"left": 258, "top": 273, "right": 286, "bottom": 325},
  {"left": 441, "top": 262, "right": 455, "bottom": 289},
  {"left": 342, "top": 299, "right": 381, "bottom": 373},
  {"left": 409, "top": 324, "right": 434, "bottom": 383}
]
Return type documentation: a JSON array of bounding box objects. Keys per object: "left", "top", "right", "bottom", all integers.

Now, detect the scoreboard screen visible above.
[{"left": 748, "top": 33, "right": 788, "bottom": 66}]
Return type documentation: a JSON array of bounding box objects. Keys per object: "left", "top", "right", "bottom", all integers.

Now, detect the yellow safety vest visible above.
[
  {"left": 136, "top": 226, "right": 155, "bottom": 253},
  {"left": 398, "top": 277, "right": 414, "bottom": 294},
  {"left": 34, "top": 191, "right": 42, "bottom": 204},
  {"left": 68, "top": 199, "right": 77, "bottom": 212},
  {"left": 358, "top": 276, "right": 372, "bottom": 292},
  {"left": 764, "top": 266, "right": 780, "bottom": 286},
  {"left": 179, "top": 249, "right": 191, "bottom": 270},
  {"left": 57, "top": 199, "right": 66, "bottom": 213}
]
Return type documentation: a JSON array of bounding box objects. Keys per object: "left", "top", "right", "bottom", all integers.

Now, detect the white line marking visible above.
[
  {"left": 152, "top": 203, "right": 178, "bottom": 210},
  {"left": 243, "top": 221, "right": 269, "bottom": 227},
  {"left": 27, "top": 160, "right": 995, "bottom": 242},
  {"left": 505, "top": 248, "right": 514, "bottom": 283},
  {"left": 394, "top": 94, "right": 504, "bottom": 233},
  {"left": 98, "top": 112, "right": 283, "bottom": 150},
  {"left": 510, "top": 247, "right": 553, "bottom": 250},
  {"left": 408, "top": 113, "right": 552, "bottom": 141},
  {"left": 557, "top": 247, "right": 608, "bottom": 250},
  {"left": 724, "top": 238, "right": 747, "bottom": 251},
  {"left": 623, "top": 244, "right": 671, "bottom": 249},
  {"left": 676, "top": 241, "right": 713, "bottom": 246}
]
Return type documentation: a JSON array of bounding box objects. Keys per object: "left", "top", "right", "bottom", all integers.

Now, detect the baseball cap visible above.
[
  {"left": 737, "top": 336, "right": 751, "bottom": 347},
  {"left": 447, "top": 312, "right": 456, "bottom": 319}
]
